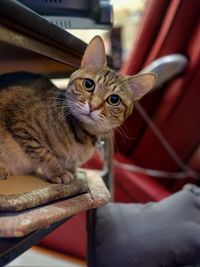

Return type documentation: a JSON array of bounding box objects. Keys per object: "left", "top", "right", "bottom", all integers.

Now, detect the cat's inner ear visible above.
[
  {"left": 81, "top": 36, "right": 107, "bottom": 71},
  {"left": 126, "top": 73, "right": 157, "bottom": 101}
]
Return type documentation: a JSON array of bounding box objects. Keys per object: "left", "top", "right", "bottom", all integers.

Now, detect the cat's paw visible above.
[
  {"left": 0, "top": 166, "right": 8, "bottom": 180},
  {"left": 50, "top": 171, "right": 75, "bottom": 184}
]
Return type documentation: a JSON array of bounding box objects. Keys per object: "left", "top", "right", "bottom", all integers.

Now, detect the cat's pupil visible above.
[
  {"left": 108, "top": 94, "right": 121, "bottom": 105},
  {"left": 83, "top": 78, "right": 95, "bottom": 92}
]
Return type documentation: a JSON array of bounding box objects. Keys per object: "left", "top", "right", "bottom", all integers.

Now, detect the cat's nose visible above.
[
  {"left": 89, "top": 103, "right": 97, "bottom": 112},
  {"left": 89, "top": 97, "right": 101, "bottom": 112}
]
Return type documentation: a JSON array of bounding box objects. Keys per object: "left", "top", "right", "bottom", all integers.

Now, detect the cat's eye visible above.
[
  {"left": 83, "top": 78, "right": 95, "bottom": 92},
  {"left": 107, "top": 94, "right": 121, "bottom": 106}
]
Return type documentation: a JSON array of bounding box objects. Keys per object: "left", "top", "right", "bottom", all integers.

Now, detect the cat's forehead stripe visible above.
[
  {"left": 108, "top": 81, "right": 116, "bottom": 86},
  {"left": 103, "top": 70, "right": 110, "bottom": 82},
  {"left": 104, "top": 70, "right": 110, "bottom": 77},
  {"left": 97, "top": 76, "right": 102, "bottom": 83},
  {"left": 112, "top": 86, "right": 121, "bottom": 93}
]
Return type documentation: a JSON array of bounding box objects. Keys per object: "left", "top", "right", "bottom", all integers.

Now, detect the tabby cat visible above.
[{"left": 0, "top": 36, "right": 156, "bottom": 184}]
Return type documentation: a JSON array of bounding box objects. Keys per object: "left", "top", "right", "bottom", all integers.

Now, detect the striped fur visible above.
[{"left": 0, "top": 36, "right": 156, "bottom": 184}]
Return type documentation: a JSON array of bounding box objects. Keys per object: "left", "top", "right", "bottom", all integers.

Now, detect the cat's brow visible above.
[
  {"left": 97, "top": 76, "right": 102, "bottom": 83},
  {"left": 68, "top": 77, "right": 83, "bottom": 85},
  {"left": 104, "top": 70, "right": 110, "bottom": 78},
  {"left": 112, "top": 85, "right": 119, "bottom": 92},
  {"left": 109, "top": 81, "right": 116, "bottom": 86},
  {"left": 103, "top": 70, "right": 110, "bottom": 83}
]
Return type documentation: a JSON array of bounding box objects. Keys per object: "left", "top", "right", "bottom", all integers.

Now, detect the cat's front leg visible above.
[
  {"left": 0, "top": 165, "right": 8, "bottom": 180},
  {"left": 13, "top": 132, "right": 74, "bottom": 184},
  {"left": 26, "top": 146, "right": 75, "bottom": 184},
  {"left": 39, "top": 151, "right": 75, "bottom": 184},
  {"left": 43, "top": 165, "right": 75, "bottom": 184}
]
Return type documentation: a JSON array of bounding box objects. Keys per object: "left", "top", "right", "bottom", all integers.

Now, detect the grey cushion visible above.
[{"left": 88, "top": 185, "right": 200, "bottom": 267}]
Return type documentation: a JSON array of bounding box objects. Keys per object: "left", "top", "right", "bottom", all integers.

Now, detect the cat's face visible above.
[{"left": 66, "top": 36, "right": 156, "bottom": 136}]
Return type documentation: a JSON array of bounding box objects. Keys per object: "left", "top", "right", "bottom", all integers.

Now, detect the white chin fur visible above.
[{"left": 68, "top": 102, "right": 108, "bottom": 133}]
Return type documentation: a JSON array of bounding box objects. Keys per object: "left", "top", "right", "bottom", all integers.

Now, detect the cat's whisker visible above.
[
  {"left": 48, "top": 101, "right": 71, "bottom": 113},
  {"left": 116, "top": 126, "right": 135, "bottom": 141},
  {"left": 115, "top": 128, "right": 127, "bottom": 145},
  {"left": 46, "top": 101, "right": 72, "bottom": 122}
]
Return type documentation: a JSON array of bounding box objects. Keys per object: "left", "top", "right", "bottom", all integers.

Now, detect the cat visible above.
[{"left": 0, "top": 36, "right": 156, "bottom": 184}]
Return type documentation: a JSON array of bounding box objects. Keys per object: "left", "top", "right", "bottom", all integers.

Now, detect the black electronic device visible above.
[{"left": 17, "top": 0, "right": 113, "bottom": 29}]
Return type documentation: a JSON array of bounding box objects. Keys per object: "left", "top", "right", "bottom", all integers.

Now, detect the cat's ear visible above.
[
  {"left": 81, "top": 36, "right": 107, "bottom": 71},
  {"left": 126, "top": 73, "right": 157, "bottom": 101}
]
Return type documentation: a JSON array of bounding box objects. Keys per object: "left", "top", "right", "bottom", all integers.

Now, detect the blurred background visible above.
[{"left": 68, "top": 0, "right": 147, "bottom": 69}]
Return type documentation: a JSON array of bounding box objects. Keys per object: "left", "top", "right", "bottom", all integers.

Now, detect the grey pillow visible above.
[{"left": 87, "top": 185, "right": 200, "bottom": 267}]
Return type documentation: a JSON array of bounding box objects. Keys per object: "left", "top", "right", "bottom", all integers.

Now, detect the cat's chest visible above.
[
  {"left": 72, "top": 141, "right": 95, "bottom": 165},
  {"left": 59, "top": 138, "right": 95, "bottom": 168}
]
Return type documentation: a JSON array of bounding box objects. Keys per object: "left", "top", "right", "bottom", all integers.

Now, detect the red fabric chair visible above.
[
  {"left": 115, "top": 0, "right": 200, "bottom": 199},
  {"left": 40, "top": 0, "right": 200, "bottom": 258}
]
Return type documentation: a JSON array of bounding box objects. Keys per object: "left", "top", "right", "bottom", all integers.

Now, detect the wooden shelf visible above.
[
  {"left": 0, "top": 41, "right": 75, "bottom": 77},
  {"left": 0, "top": 0, "right": 87, "bottom": 76}
]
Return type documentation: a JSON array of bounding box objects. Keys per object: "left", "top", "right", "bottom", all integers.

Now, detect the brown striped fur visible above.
[{"left": 0, "top": 36, "right": 156, "bottom": 184}]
